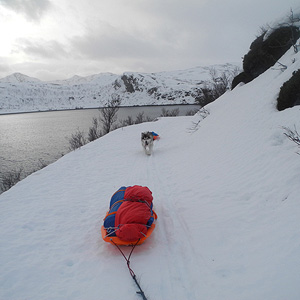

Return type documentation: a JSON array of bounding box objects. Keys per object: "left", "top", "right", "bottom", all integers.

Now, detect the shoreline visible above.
[{"left": 0, "top": 103, "right": 199, "bottom": 116}]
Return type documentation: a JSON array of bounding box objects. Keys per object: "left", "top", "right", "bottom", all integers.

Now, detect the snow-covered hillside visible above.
[
  {"left": 0, "top": 64, "right": 239, "bottom": 114},
  {"left": 0, "top": 40, "right": 300, "bottom": 299}
]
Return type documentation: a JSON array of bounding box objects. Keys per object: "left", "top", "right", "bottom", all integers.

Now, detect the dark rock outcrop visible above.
[{"left": 232, "top": 26, "right": 300, "bottom": 89}]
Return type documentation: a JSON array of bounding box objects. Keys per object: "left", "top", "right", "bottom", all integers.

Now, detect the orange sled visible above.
[{"left": 101, "top": 211, "right": 157, "bottom": 246}]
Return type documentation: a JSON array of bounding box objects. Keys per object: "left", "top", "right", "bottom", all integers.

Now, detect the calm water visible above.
[{"left": 0, "top": 105, "right": 199, "bottom": 188}]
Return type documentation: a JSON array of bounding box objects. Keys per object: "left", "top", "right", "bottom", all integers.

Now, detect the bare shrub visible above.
[
  {"left": 38, "top": 159, "right": 48, "bottom": 169},
  {"left": 196, "top": 86, "right": 215, "bottom": 106},
  {"left": 135, "top": 112, "right": 145, "bottom": 124},
  {"left": 186, "top": 108, "right": 199, "bottom": 116},
  {"left": 0, "top": 158, "right": 54, "bottom": 193},
  {"left": 160, "top": 107, "right": 179, "bottom": 117},
  {"left": 120, "top": 116, "right": 135, "bottom": 127},
  {"left": 88, "top": 117, "right": 103, "bottom": 142},
  {"left": 120, "top": 111, "right": 154, "bottom": 128},
  {"left": 100, "top": 96, "right": 120, "bottom": 134},
  {"left": 68, "top": 96, "right": 120, "bottom": 148},
  {"left": 283, "top": 126, "right": 300, "bottom": 154},
  {"left": 189, "top": 107, "right": 210, "bottom": 132},
  {"left": 68, "top": 129, "right": 87, "bottom": 151},
  {"left": 197, "top": 66, "right": 240, "bottom": 106},
  {"left": 0, "top": 168, "right": 23, "bottom": 192}
]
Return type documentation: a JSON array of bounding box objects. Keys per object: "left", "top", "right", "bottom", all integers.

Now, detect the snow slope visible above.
[
  {"left": 0, "top": 64, "right": 239, "bottom": 114},
  {"left": 0, "top": 45, "right": 300, "bottom": 300}
]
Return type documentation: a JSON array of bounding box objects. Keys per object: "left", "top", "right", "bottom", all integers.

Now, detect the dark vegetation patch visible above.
[
  {"left": 277, "top": 69, "right": 300, "bottom": 111},
  {"left": 232, "top": 25, "right": 300, "bottom": 89}
]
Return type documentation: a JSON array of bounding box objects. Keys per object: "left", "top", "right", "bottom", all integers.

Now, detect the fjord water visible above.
[{"left": 0, "top": 105, "right": 199, "bottom": 188}]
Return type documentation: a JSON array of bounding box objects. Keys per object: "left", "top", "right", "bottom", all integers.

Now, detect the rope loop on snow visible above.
[{"left": 111, "top": 238, "right": 148, "bottom": 300}]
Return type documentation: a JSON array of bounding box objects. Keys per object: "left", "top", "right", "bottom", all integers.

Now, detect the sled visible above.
[{"left": 101, "top": 210, "right": 157, "bottom": 246}]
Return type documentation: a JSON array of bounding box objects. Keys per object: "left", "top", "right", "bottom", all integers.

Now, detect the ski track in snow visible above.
[
  {"left": 150, "top": 153, "right": 199, "bottom": 300},
  {"left": 125, "top": 121, "right": 203, "bottom": 300}
]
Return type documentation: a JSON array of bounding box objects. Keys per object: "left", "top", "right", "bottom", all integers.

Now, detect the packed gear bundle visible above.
[{"left": 101, "top": 185, "right": 157, "bottom": 246}]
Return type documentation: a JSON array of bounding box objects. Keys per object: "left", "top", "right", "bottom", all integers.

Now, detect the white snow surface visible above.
[{"left": 1, "top": 45, "right": 300, "bottom": 300}]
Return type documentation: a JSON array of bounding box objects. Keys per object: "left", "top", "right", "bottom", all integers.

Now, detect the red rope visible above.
[{"left": 111, "top": 238, "right": 148, "bottom": 300}]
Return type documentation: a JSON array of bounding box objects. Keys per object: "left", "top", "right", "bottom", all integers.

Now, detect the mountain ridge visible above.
[{"left": 0, "top": 63, "right": 240, "bottom": 114}]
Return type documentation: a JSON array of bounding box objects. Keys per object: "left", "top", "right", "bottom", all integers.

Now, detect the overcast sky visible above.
[{"left": 0, "top": 0, "right": 299, "bottom": 81}]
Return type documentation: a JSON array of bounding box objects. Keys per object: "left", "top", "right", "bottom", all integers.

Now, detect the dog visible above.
[{"left": 141, "top": 131, "right": 154, "bottom": 155}]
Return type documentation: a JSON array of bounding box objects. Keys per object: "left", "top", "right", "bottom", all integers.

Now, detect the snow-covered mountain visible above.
[
  {"left": 1, "top": 39, "right": 300, "bottom": 300},
  {"left": 0, "top": 63, "right": 239, "bottom": 114}
]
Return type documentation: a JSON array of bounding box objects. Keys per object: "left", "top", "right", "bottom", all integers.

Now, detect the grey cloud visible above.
[
  {"left": 0, "top": 0, "right": 52, "bottom": 21},
  {"left": 70, "top": 27, "right": 166, "bottom": 61},
  {"left": 13, "top": 39, "right": 69, "bottom": 59},
  {"left": 0, "top": 61, "right": 11, "bottom": 74}
]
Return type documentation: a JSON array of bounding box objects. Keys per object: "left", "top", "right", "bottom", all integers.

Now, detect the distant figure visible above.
[{"left": 141, "top": 131, "right": 160, "bottom": 155}]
